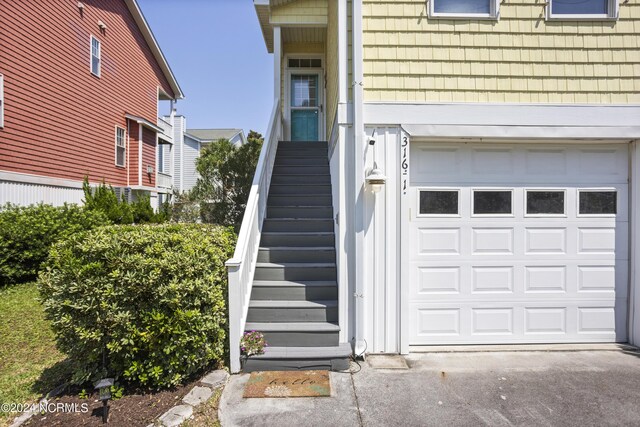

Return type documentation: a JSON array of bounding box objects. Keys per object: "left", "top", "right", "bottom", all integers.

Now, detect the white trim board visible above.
[
  {"left": 364, "top": 103, "right": 640, "bottom": 139},
  {"left": 0, "top": 170, "right": 86, "bottom": 189}
]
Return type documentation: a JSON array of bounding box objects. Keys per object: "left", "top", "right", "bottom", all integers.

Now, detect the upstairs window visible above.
[
  {"left": 549, "top": 0, "right": 617, "bottom": 19},
  {"left": 91, "top": 36, "right": 101, "bottom": 77},
  {"left": 115, "top": 126, "right": 125, "bottom": 167},
  {"left": 0, "top": 74, "right": 4, "bottom": 128},
  {"left": 431, "top": 0, "right": 499, "bottom": 18}
]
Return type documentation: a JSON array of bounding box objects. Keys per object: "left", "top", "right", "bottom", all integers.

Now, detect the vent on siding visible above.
[{"left": 114, "top": 187, "right": 132, "bottom": 203}]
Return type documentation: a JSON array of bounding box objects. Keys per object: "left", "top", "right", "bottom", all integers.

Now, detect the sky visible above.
[{"left": 138, "top": 0, "right": 273, "bottom": 136}]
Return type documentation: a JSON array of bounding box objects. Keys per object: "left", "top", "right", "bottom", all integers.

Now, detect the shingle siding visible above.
[
  {"left": 272, "top": 0, "right": 328, "bottom": 25},
  {"left": 362, "top": 0, "right": 640, "bottom": 103}
]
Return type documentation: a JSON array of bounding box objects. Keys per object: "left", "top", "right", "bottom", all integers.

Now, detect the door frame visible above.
[{"left": 284, "top": 54, "right": 325, "bottom": 141}]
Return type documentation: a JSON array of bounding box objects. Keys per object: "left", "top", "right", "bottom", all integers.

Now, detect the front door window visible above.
[{"left": 290, "top": 74, "right": 319, "bottom": 141}]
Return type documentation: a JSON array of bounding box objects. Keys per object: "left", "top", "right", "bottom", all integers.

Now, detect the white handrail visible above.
[{"left": 226, "top": 99, "right": 281, "bottom": 373}]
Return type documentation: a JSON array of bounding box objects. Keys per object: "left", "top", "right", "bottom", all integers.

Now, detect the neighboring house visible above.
[
  {"left": 227, "top": 0, "right": 640, "bottom": 372},
  {"left": 187, "top": 128, "right": 247, "bottom": 148},
  {"left": 0, "top": 0, "right": 183, "bottom": 209},
  {"left": 156, "top": 121, "right": 247, "bottom": 196}
]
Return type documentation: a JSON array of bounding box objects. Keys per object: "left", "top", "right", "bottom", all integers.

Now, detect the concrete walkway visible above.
[{"left": 219, "top": 348, "right": 640, "bottom": 426}]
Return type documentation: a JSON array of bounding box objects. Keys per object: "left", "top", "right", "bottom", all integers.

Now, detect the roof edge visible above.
[
  {"left": 125, "top": 0, "right": 185, "bottom": 99},
  {"left": 254, "top": 1, "right": 273, "bottom": 53}
]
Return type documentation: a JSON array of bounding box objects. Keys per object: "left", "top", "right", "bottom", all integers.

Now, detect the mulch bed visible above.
[{"left": 23, "top": 379, "right": 197, "bottom": 427}]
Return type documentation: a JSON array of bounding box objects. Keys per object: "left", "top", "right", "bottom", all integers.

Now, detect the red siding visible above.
[
  {"left": 0, "top": 0, "right": 174, "bottom": 187},
  {"left": 142, "top": 126, "right": 156, "bottom": 187},
  {"left": 129, "top": 121, "right": 140, "bottom": 185}
]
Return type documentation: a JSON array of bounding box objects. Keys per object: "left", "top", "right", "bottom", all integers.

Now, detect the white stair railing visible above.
[{"left": 226, "top": 99, "right": 281, "bottom": 373}]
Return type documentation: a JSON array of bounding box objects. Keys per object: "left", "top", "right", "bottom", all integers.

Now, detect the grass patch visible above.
[{"left": 0, "top": 283, "right": 72, "bottom": 426}]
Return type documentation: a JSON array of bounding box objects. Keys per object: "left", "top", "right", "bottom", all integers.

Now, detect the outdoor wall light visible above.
[
  {"left": 94, "top": 377, "right": 114, "bottom": 424},
  {"left": 98, "top": 20, "right": 107, "bottom": 30},
  {"left": 366, "top": 164, "right": 387, "bottom": 193},
  {"left": 147, "top": 165, "right": 154, "bottom": 174}
]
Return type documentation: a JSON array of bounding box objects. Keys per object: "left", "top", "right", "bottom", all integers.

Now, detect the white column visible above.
[
  {"left": 352, "top": 0, "right": 367, "bottom": 357},
  {"left": 273, "top": 26, "right": 281, "bottom": 101}
]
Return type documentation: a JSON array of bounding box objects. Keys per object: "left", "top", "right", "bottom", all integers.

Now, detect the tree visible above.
[{"left": 193, "top": 131, "right": 263, "bottom": 229}]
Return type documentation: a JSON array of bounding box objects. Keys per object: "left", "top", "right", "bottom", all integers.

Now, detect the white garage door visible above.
[{"left": 403, "top": 142, "right": 629, "bottom": 345}]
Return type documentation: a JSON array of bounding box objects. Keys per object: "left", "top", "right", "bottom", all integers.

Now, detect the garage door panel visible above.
[
  {"left": 525, "top": 149, "right": 568, "bottom": 176},
  {"left": 472, "top": 266, "right": 514, "bottom": 293},
  {"left": 524, "top": 228, "right": 567, "bottom": 254},
  {"left": 409, "top": 302, "right": 618, "bottom": 343},
  {"left": 412, "top": 144, "right": 628, "bottom": 185},
  {"left": 471, "top": 228, "right": 515, "bottom": 255},
  {"left": 577, "top": 147, "right": 628, "bottom": 180},
  {"left": 410, "top": 260, "right": 619, "bottom": 301},
  {"left": 405, "top": 142, "right": 629, "bottom": 346},
  {"left": 524, "top": 266, "right": 567, "bottom": 292},
  {"left": 417, "top": 228, "right": 461, "bottom": 255}
]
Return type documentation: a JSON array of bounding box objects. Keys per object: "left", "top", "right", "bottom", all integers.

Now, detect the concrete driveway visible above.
[{"left": 219, "top": 348, "right": 640, "bottom": 426}]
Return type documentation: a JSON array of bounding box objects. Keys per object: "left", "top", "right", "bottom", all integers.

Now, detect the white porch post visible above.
[
  {"left": 352, "top": 0, "right": 367, "bottom": 356},
  {"left": 273, "top": 26, "right": 281, "bottom": 101}
]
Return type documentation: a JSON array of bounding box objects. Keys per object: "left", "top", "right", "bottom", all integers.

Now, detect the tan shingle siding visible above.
[
  {"left": 271, "top": 0, "right": 328, "bottom": 25},
  {"left": 362, "top": 0, "right": 640, "bottom": 103}
]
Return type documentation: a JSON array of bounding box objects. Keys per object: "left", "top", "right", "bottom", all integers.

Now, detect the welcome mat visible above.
[{"left": 243, "top": 370, "right": 331, "bottom": 398}]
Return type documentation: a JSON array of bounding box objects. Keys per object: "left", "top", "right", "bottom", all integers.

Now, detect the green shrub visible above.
[
  {"left": 130, "top": 194, "right": 155, "bottom": 224},
  {"left": 38, "top": 224, "right": 236, "bottom": 390},
  {"left": 83, "top": 179, "right": 133, "bottom": 224},
  {"left": 0, "top": 204, "right": 110, "bottom": 285}
]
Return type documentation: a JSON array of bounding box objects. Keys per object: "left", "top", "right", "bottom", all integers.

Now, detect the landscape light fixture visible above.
[{"left": 94, "top": 377, "right": 114, "bottom": 424}]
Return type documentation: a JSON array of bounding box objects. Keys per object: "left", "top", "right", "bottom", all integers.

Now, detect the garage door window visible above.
[
  {"left": 473, "top": 190, "right": 512, "bottom": 215},
  {"left": 419, "top": 190, "right": 459, "bottom": 215},
  {"left": 579, "top": 190, "right": 617, "bottom": 215},
  {"left": 526, "top": 190, "right": 565, "bottom": 216}
]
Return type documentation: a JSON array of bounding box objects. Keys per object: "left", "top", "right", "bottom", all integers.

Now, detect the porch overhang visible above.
[
  {"left": 254, "top": 0, "right": 274, "bottom": 53},
  {"left": 254, "top": 0, "right": 328, "bottom": 53},
  {"left": 125, "top": 114, "right": 164, "bottom": 133}
]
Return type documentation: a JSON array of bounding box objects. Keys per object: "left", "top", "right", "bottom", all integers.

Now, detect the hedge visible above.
[
  {"left": 38, "top": 224, "right": 236, "bottom": 389},
  {"left": 0, "top": 203, "right": 110, "bottom": 285}
]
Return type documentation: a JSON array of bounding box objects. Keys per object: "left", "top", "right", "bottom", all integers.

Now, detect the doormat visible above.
[{"left": 243, "top": 371, "right": 331, "bottom": 398}]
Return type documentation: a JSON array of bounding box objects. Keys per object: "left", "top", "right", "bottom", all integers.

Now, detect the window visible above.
[
  {"left": 579, "top": 190, "right": 617, "bottom": 215},
  {"left": 548, "top": 0, "right": 617, "bottom": 19},
  {"left": 115, "top": 127, "right": 125, "bottom": 167},
  {"left": 419, "top": 190, "right": 459, "bottom": 215},
  {"left": 158, "top": 144, "right": 164, "bottom": 173},
  {"left": 288, "top": 58, "right": 322, "bottom": 68},
  {"left": 91, "top": 36, "right": 101, "bottom": 77},
  {"left": 291, "top": 75, "right": 318, "bottom": 107},
  {"left": 526, "top": 190, "right": 565, "bottom": 215},
  {"left": 431, "top": 0, "right": 499, "bottom": 18},
  {"left": 473, "top": 190, "right": 512, "bottom": 215},
  {"left": 0, "top": 73, "right": 4, "bottom": 128}
]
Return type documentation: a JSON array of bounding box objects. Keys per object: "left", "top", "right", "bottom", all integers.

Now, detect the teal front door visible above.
[{"left": 290, "top": 74, "right": 320, "bottom": 141}]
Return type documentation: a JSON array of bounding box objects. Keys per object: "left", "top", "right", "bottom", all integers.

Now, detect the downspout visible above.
[
  {"left": 352, "top": 0, "right": 367, "bottom": 357},
  {"left": 138, "top": 122, "right": 143, "bottom": 187},
  {"left": 126, "top": 119, "right": 130, "bottom": 187},
  {"left": 170, "top": 103, "right": 176, "bottom": 193},
  {"left": 180, "top": 116, "right": 185, "bottom": 193}
]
